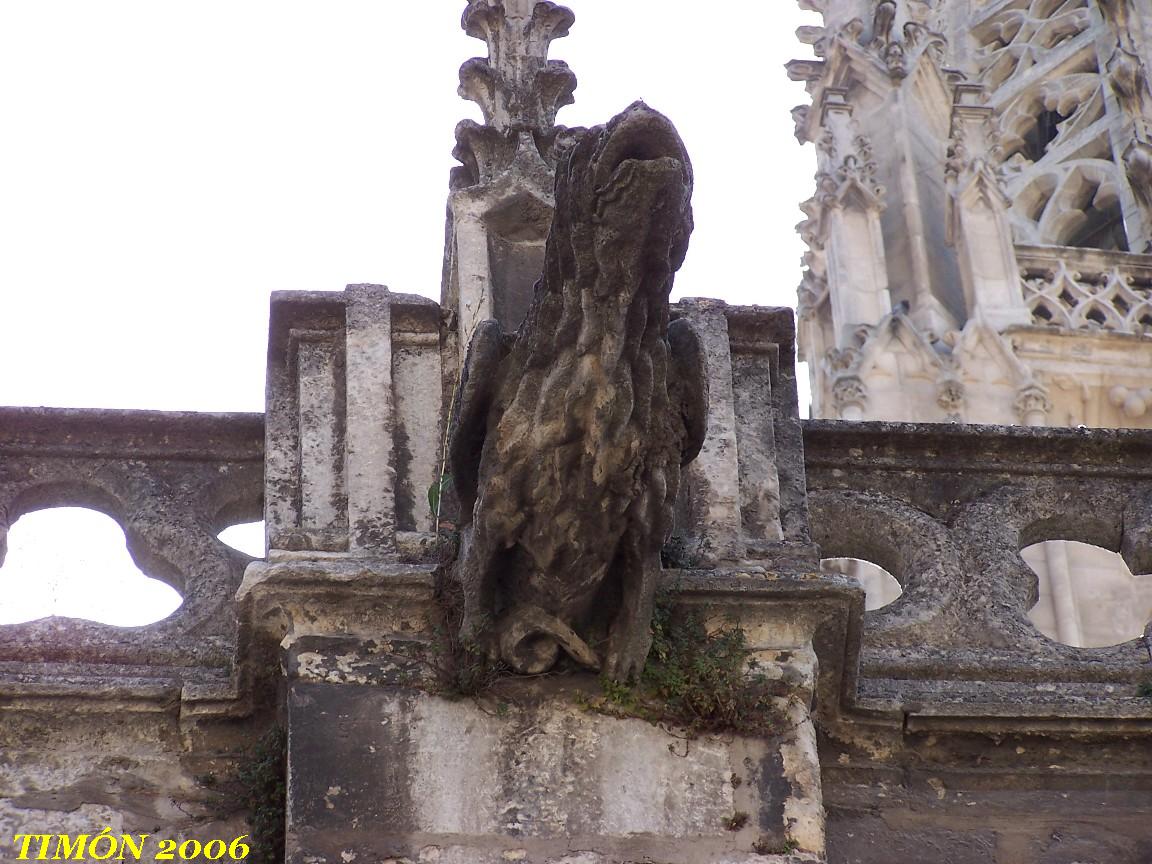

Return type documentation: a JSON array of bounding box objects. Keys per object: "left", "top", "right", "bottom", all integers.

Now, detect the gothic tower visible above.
[
  {"left": 792, "top": 0, "right": 1152, "bottom": 429},
  {"left": 791, "top": 0, "right": 1152, "bottom": 649}
]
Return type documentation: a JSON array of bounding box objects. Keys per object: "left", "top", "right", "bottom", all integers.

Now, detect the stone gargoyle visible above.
[{"left": 448, "top": 101, "right": 708, "bottom": 682}]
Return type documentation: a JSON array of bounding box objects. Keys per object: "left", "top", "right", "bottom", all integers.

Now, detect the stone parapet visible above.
[
  {"left": 264, "top": 286, "right": 444, "bottom": 557},
  {"left": 804, "top": 419, "right": 1152, "bottom": 730},
  {"left": 672, "top": 301, "right": 819, "bottom": 573},
  {"left": 0, "top": 406, "right": 263, "bottom": 713},
  {"left": 0, "top": 409, "right": 271, "bottom": 863}
]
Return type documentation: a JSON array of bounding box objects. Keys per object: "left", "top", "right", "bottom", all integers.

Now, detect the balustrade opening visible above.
[
  {"left": 0, "top": 507, "right": 182, "bottom": 626},
  {"left": 1023, "top": 539, "right": 1152, "bottom": 647},
  {"left": 218, "top": 520, "right": 265, "bottom": 558},
  {"left": 820, "top": 557, "right": 902, "bottom": 611}
]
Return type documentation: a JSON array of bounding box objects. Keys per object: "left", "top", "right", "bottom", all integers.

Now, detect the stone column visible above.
[
  {"left": 450, "top": 209, "right": 495, "bottom": 338},
  {"left": 1044, "top": 540, "right": 1085, "bottom": 647},
  {"left": 674, "top": 299, "right": 745, "bottom": 565},
  {"left": 345, "top": 285, "right": 397, "bottom": 552}
]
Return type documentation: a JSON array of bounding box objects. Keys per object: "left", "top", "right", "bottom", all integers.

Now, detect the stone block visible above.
[{"left": 285, "top": 681, "right": 824, "bottom": 864}]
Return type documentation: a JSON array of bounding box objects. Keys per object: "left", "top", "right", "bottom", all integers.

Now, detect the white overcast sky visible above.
[{"left": 0, "top": 1, "right": 818, "bottom": 623}]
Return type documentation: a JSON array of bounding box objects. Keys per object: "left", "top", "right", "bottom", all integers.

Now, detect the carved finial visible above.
[
  {"left": 458, "top": 0, "right": 576, "bottom": 131},
  {"left": 452, "top": 1, "right": 581, "bottom": 190}
]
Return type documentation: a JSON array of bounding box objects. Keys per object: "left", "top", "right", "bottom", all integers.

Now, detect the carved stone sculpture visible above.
[{"left": 448, "top": 101, "right": 707, "bottom": 682}]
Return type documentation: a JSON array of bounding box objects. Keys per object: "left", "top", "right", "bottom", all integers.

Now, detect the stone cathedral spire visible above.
[
  {"left": 792, "top": 0, "right": 1152, "bottom": 429},
  {"left": 442, "top": 0, "right": 583, "bottom": 346}
]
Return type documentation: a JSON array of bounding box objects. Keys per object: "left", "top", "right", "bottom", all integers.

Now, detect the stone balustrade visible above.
[
  {"left": 7, "top": 356, "right": 1152, "bottom": 726},
  {"left": 1018, "top": 243, "right": 1152, "bottom": 335},
  {"left": 0, "top": 407, "right": 263, "bottom": 712},
  {"left": 6, "top": 348, "right": 1152, "bottom": 862},
  {"left": 804, "top": 418, "right": 1152, "bottom": 728}
]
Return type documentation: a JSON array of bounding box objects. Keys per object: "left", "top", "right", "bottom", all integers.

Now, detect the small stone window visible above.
[{"left": 218, "top": 520, "right": 265, "bottom": 557}]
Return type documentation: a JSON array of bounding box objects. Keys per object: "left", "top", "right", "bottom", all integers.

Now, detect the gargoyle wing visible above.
[
  {"left": 449, "top": 319, "right": 510, "bottom": 525},
  {"left": 668, "top": 317, "right": 708, "bottom": 466}
]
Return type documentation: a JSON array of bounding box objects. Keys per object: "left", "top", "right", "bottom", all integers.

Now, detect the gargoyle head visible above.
[{"left": 551, "top": 101, "right": 694, "bottom": 305}]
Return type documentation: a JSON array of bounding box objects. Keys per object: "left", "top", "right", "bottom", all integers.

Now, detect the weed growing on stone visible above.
[
  {"left": 200, "top": 727, "right": 286, "bottom": 864},
  {"left": 430, "top": 561, "right": 507, "bottom": 699},
  {"left": 440, "top": 641, "right": 507, "bottom": 698},
  {"left": 753, "top": 836, "right": 800, "bottom": 855},
  {"left": 723, "top": 811, "right": 750, "bottom": 831},
  {"left": 427, "top": 472, "right": 454, "bottom": 529},
  {"left": 1138, "top": 678, "right": 1152, "bottom": 698},
  {"left": 589, "top": 592, "right": 786, "bottom": 738}
]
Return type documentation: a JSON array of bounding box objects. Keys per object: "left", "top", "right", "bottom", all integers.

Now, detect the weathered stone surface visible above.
[
  {"left": 286, "top": 680, "right": 820, "bottom": 864},
  {"left": 822, "top": 734, "right": 1152, "bottom": 864},
  {"left": 806, "top": 420, "right": 1152, "bottom": 861},
  {"left": 238, "top": 559, "right": 438, "bottom": 648},
  {"left": 263, "top": 287, "right": 443, "bottom": 555},
  {"left": 0, "top": 408, "right": 262, "bottom": 697},
  {"left": 669, "top": 302, "right": 818, "bottom": 574},
  {"left": 0, "top": 704, "right": 269, "bottom": 864},
  {"left": 449, "top": 102, "right": 706, "bottom": 681},
  {"left": 805, "top": 420, "right": 1152, "bottom": 715},
  {"left": 0, "top": 409, "right": 282, "bottom": 861}
]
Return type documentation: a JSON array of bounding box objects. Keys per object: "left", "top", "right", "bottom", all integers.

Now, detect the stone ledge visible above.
[
  {"left": 0, "top": 405, "right": 264, "bottom": 460},
  {"left": 0, "top": 662, "right": 244, "bottom": 716},
  {"left": 804, "top": 418, "right": 1152, "bottom": 476}
]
